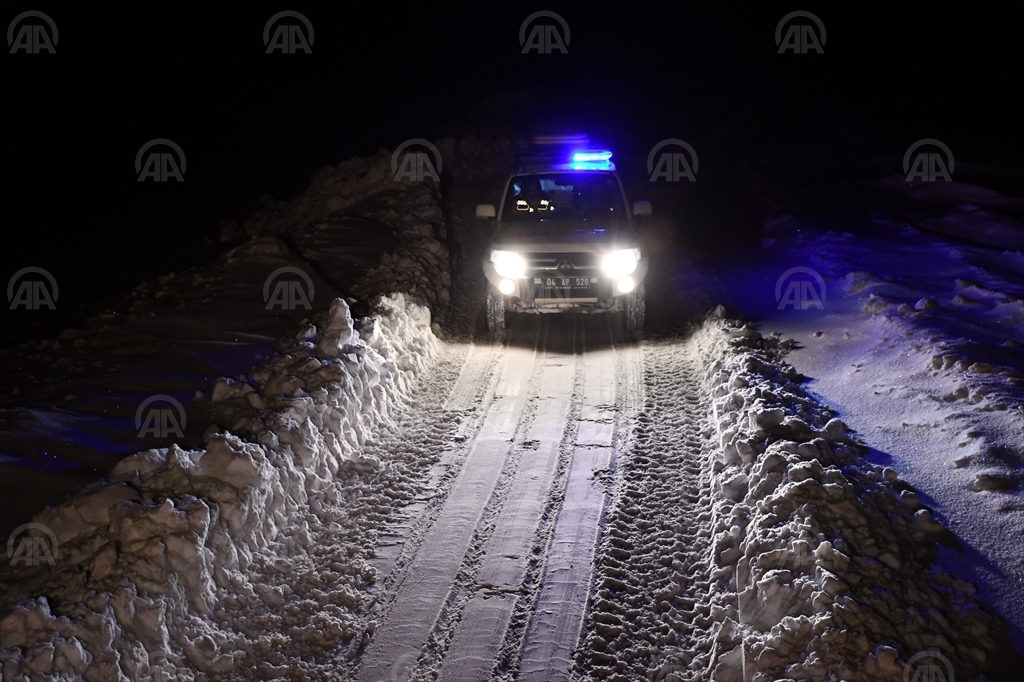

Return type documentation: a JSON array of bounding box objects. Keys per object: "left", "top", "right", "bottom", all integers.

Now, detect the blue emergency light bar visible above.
[
  {"left": 571, "top": 151, "right": 613, "bottom": 163},
  {"left": 567, "top": 149, "right": 614, "bottom": 170},
  {"left": 515, "top": 137, "right": 616, "bottom": 171}
]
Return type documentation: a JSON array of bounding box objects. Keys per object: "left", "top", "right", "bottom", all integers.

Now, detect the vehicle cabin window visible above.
[{"left": 503, "top": 173, "right": 625, "bottom": 222}]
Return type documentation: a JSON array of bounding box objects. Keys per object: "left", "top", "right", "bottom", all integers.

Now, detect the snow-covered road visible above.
[
  {"left": 355, "top": 313, "right": 642, "bottom": 681},
  {"left": 345, "top": 306, "right": 1017, "bottom": 682},
  {"left": 4, "top": 296, "right": 1017, "bottom": 681}
]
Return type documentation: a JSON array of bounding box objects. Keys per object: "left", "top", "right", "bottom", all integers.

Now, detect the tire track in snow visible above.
[
  {"left": 444, "top": 340, "right": 504, "bottom": 413},
  {"left": 354, "top": 318, "right": 543, "bottom": 681},
  {"left": 514, "top": 315, "right": 628, "bottom": 681},
  {"left": 436, "top": 316, "right": 582, "bottom": 681},
  {"left": 362, "top": 341, "right": 501, "bottom": 607},
  {"left": 433, "top": 315, "right": 645, "bottom": 682},
  {"left": 576, "top": 336, "right": 718, "bottom": 681},
  {"left": 355, "top": 314, "right": 647, "bottom": 681},
  {"left": 366, "top": 340, "right": 508, "bottom": 598}
]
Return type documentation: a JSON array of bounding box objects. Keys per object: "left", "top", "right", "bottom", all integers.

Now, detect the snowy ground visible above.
[
  {"left": 2, "top": 138, "right": 1022, "bottom": 681},
  {"left": 715, "top": 175, "right": 1024, "bottom": 656}
]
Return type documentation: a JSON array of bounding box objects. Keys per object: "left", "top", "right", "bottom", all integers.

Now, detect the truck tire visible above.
[
  {"left": 486, "top": 287, "right": 507, "bottom": 340},
  {"left": 624, "top": 282, "right": 645, "bottom": 333}
]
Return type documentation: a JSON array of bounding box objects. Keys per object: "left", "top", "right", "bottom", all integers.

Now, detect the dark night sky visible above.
[{"left": 3, "top": 3, "right": 1021, "bottom": 341}]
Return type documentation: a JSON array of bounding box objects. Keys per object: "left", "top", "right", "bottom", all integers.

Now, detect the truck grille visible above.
[{"left": 526, "top": 253, "right": 600, "bottom": 272}]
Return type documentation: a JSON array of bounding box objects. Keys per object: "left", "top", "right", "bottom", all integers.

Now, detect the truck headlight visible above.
[
  {"left": 601, "top": 249, "right": 640, "bottom": 277},
  {"left": 491, "top": 250, "right": 526, "bottom": 278}
]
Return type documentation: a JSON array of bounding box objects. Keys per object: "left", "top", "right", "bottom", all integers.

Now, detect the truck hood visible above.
[{"left": 492, "top": 220, "right": 636, "bottom": 252}]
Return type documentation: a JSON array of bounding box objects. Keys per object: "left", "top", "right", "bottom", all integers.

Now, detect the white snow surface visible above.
[
  {"left": 696, "top": 314, "right": 1000, "bottom": 681},
  {"left": 744, "top": 195, "right": 1024, "bottom": 657},
  {"left": 579, "top": 309, "right": 1005, "bottom": 681},
  {"left": 0, "top": 295, "right": 439, "bottom": 680},
  {"left": 1, "top": 302, "right": 1013, "bottom": 681}
]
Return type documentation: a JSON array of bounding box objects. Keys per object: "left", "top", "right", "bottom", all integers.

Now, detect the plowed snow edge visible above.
[
  {"left": 577, "top": 307, "right": 1012, "bottom": 682},
  {"left": 0, "top": 295, "right": 455, "bottom": 681}
]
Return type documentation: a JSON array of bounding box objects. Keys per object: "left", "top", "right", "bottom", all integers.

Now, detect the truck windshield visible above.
[{"left": 502, "top": 173, "right": 626, "bottom": 222}]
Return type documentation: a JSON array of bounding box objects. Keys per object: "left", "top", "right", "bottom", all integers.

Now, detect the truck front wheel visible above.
[
  {"left": 624, "top": 282, "right": 645, "bottom": 334},
  {"left": 486, "top": 287, "right": 508, "bottom": 340}
]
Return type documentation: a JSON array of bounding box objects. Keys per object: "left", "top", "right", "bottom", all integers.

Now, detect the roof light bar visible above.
[{"left": 571, "top": 150, "right": 613, "bottom": 163}]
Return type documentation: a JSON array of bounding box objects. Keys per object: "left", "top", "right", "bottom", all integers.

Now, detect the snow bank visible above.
[
  {"left": 748, "top": 208, "right": 1024, "bottom": 647},
  {"left": 221, "top": 148, "right": 454, "bottom": 326},
  {"left": 0, "top": 295, "right": 438, "bottom": 681},
  {"left": 869, "top": 176, "right": 1024, "bottom": 250},
  {"left": 692, "top": 308, "right": 1004, "bottom": 681}
]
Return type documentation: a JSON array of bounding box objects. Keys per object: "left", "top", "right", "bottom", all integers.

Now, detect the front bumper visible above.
[{"left": 483, "top": 257, "right": 648, "bottom": 312}]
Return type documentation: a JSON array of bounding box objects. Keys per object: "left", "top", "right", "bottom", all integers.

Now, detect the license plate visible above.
[{"left": 545, "top": 277, "right": 591, "bottom": 288}]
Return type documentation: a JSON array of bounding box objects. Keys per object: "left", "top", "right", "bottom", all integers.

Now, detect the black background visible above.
[{"left": 3, "top": 3, "right": 1022, "bottom": 343}]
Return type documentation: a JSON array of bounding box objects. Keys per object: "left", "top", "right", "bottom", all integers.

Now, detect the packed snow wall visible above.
[
  {"left": 691, "top": 308, "right": 1003, "bottom": 681},
  {"left": 0, "top": 295, "right": 438, "bottom": 680}
]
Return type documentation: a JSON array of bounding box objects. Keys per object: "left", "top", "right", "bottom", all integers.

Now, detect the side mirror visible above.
[
  {"left": 476, "top": 204, "right": 496, "bottom": 219},
  {"left": 632, "top": 200, "right": 653, "bottom": 217}
]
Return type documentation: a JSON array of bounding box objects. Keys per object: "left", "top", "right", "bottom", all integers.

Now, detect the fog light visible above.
[
  {"left": 617, "top": 277, "right": 635, "bottom": 294},
  {"left": 498, "top": 279, "right": 515, "bottom": 295}
]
